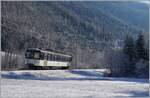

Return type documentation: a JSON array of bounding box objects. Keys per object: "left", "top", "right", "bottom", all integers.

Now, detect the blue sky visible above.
[{"left": 140, "top": 0, "right": 149, "bottom": 4}]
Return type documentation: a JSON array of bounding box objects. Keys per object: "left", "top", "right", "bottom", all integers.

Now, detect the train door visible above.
[{"left": 43, "top": 53, "right": 47, "bottom": 66}]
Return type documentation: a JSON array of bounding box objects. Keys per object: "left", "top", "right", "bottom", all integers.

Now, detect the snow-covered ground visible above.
[{"left": 1, "top": 69, "right": 149, "bottom": 98}]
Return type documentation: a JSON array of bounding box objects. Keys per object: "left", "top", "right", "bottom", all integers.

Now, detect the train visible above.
[{"left": 25, "top": 48, "right": 72, "bottom": 69}]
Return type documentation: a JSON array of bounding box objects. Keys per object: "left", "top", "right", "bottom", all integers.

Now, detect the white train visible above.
[{"left": 25, "top": 48, "right": 72, "bottom": 69}]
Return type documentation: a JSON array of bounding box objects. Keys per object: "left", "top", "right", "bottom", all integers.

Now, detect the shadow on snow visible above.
[
  {"left": 116, "top": 90, "right": 149, "bottom": 97},
  {"left": 1, "top": 70, "right": 149, "bottom": 84}
]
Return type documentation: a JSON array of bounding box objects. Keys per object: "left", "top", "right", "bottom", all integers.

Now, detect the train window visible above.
[
  {"left": 48, "top": 55, "right": 50, "bottom": 60},
  {"left": 49, "top": 54, "right": 52, "bottom": 60},
  {"left": 64, "top": 57, "right": 66, "bottom": 61},
  {"left": 60, "top": 56, "right": 62, "bottom": 61},
  {"left": 47, "top": 54, "right": 49, "bottom": 60},
  {"left": 56, "top": 56, "right": 59, "bottom": 61},
  {"left": 66, "top": 57, "right": 69, "bottom": 61},
  {"left": 51, "top": 55, "right": 53, "bottom": 61},
  {"left": 67, "top": 57, "right": 69, "bottom": 61},
  {"left": 59, "top": 56, "right": 61, "bottom": 61},
  {"left": 47, "top": 55, "right": 49, "bottom": 60},
  {"left": 51, "top": 55, "right": 54, "bottom": 61},
  {"left": 59, "top": 56, "right": 62, "bottom": 61},
  {"left": 52, "top": 55, "right": 54, "bottom": 61},
  {"left": 55, "top": 55, "right": 57, "bottom": 61},
  {"left": 53, "top": 55, "right": 55, "bottom": 60},
  {"left": 52, "top": 55, "right": 56, "bottom": 61},
  {"left": 54, "top": 55, "right": 56, "bottom": 61},
  {"left": 34, "top": 52, "right": 40, "bottom": 59},
  {"left": 62, "top": 57, "right": 65, "bottom": 61},
  {"left": 40, "top": 52, "right": 44, "bottom": 60},
  {"left": 47, "top": 54, "right": 50, "bottom": 60},
  {"left": 65, "top": 57, "right": 67, "bottom": 61},
  {"left": 58, "top": 56, "right": 61, "bottom": 61},
  {"left": 44, "top": 54, "right": 47, "bottom": 59}
]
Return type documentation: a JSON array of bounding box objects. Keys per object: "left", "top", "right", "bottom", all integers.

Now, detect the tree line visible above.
[{"left": 105, "top": 32, "right": 149, "bottom": 78}]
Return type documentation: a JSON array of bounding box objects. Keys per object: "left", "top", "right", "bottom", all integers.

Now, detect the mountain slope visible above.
[
  {"left": 88, "top": 1, "right": 149, "bottom": 32},
  {"left": 1, "top": 1, "right": 148, "bottom": 68}
]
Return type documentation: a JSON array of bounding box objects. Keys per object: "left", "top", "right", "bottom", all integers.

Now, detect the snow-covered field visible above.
[{"left": 1, "top": 69, "right": 149, "bottom": 98}]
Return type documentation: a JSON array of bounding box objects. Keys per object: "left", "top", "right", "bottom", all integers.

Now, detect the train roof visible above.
[{"left": 26, "top": 48, "right": 72, "bottom": 57}]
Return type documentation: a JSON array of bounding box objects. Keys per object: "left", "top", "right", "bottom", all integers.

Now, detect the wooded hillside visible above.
[{"left": 1, "top": 1, "right": 149, "bottom": 70}]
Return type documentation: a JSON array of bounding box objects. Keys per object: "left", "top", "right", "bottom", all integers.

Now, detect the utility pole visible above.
[{"left": 75, "top": 32, "right": 78, "bottom": 69}]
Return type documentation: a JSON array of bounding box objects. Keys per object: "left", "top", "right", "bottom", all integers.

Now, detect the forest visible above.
[{"left": 1, "top": 1, "right": 149, "bottom": 78}]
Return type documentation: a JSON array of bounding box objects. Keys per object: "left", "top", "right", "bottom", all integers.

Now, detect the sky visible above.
[{"left": 140, "top": 1, "right": 149, "bottom": 4}]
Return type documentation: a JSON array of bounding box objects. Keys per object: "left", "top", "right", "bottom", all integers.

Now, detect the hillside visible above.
[
  {"left": 88, "top": 1, "right": 149, "bottom": 31},
  {"left": 1, "top": 1, "right": 148, "bottom": 68}
]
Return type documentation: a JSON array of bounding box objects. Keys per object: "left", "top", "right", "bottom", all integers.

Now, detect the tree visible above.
[
  {"left": 123, "top": 34, "right": 136, "bottom": 62},
  {"left": 123, "top": 34, "right": 136, "bottom": 75},
  {"left": 134, "top": 33, "right": 149, "bottom": 78},
  {"left": 135, "top": 33, "right": 148, "bottom": 60}
]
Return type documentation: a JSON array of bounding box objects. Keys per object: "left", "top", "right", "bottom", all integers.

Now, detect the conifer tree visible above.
[
  {"left": 123, "top": 34, "right": 135, "bottom": 62},
  {"left": 123, "top": 34, "right": 136, "bottom": 75},
  {"left": 135, "top": 33, "right": 147, "bottom": 60}
]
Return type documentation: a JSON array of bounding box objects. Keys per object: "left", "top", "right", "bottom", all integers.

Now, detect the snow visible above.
[{"left": 1, "top": 69, "right": 149, "bottom": 98}]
